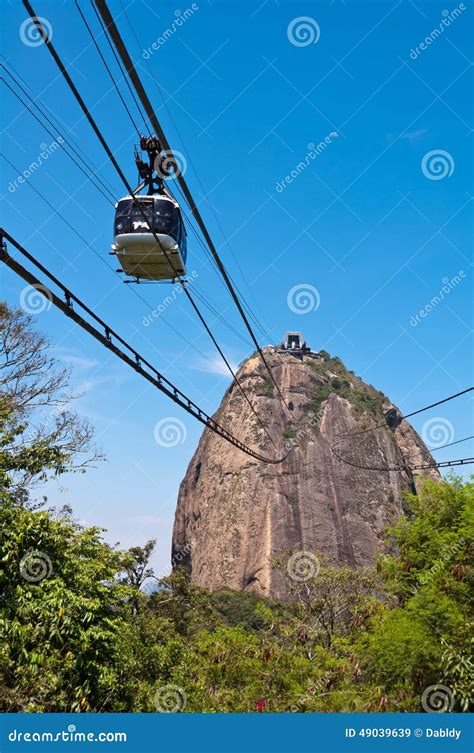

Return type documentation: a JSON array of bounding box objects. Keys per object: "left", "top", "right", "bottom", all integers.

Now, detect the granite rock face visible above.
[{"left": 172, "top": 349, "right": 439, "bottom": 599}]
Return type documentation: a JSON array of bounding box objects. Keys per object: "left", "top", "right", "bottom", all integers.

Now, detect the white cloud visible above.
[
  {"left": 386, "top": 128, "right": 428, "bottom": 143},
  {"left": 54, "top": 349, "right": 98, "bottom": 369},
  {"left": 399, "top": 128, "right": 428, "bottom": 141},
  {"left": 191, "top": 353, "right": 240, "bottom": 377}
]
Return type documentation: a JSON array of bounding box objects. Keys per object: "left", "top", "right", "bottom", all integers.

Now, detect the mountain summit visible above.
[{"left": 172, "top": 339, "right": 439, "bottom": 599}]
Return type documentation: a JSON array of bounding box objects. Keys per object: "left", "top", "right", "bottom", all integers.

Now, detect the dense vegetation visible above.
[
  {"left": 306, "top": 352, "right": 387, "bottom": 424},
  {"left": 0, "top": 303, "right": 472, "bottom": 712}
]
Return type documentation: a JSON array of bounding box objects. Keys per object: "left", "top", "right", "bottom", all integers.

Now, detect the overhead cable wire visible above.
[
  {"left": 0, "top": 230, "right": 287, "bottom": 464},
  {"left": 1, "top": 153, "right": 252, "bottom": 383},
  {"left": 21, "top": 0, "right": 277, "bottom": 451},
  {"left": 1, "top": 73, "right": 117, "bottom": 206},
  {"left": 330, "top": 388, "right": 474, "bottom": 472},
  {"left": 92, "top": 0, "right": 289, "bottom": 409},
  {"left": 1, "top": 63, "right": 119, "bottom": 200},
  {"left": 190, "top": 284, "right": 253, "bottom": 348},
  {"left": 334, "top": 387, "right": 474, "bottom": 442},
  {"left": 1, "top": 84, "right": 258, "bottom": 379},
  {"left": 431, "top": 435, "right": 474, "bottom": 452},
  {"left": 74, "top": 0, "right": 142, "bottom": 138},
  {"left": 116, "top": 0, "right": 277, "bottom": 345},
  {"left": 88, "top": 0, "right": 151, "bottom": 136},
  {"left": 81, "top": 0, "right": 273, "bottom": 347},
  {"left": 402, "top": 388, "right": 474, "bottom": 420}
]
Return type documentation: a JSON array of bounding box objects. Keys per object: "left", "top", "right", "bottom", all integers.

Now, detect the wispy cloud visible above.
[
  {"left": 62, "top": 355, "right": 99, "bottom": 369},
  {"left": 399, "top": 128, "right": 428, "bottom": 141},
  {"left": 54, "top": 348, "right": 99, "bottom": 369},
  {"left": 386, "top": 127, "right": 428, "bottom": 143},
  {"left": 76, "top": 376, "right": 111, "bottom": 395},
  {"left": 191, "top": 353, "right": 240, "bottom": 377}
]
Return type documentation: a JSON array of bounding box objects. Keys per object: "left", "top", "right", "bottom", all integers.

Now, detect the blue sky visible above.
[{"left": 1, "top": 0, "right": 473, "bottom": 573}]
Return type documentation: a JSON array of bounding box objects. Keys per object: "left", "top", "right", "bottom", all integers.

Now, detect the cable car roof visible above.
[{"left": 115, "top": 194, "right": 179, "bottom": 208}]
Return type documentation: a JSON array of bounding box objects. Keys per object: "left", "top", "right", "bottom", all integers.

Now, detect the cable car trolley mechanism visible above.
[{"left": 112, "top": 136, "right": 187, "bottom": 283}]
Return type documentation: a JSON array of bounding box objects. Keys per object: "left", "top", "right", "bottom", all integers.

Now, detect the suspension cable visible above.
[
  {"left": 1, "top": 73, "right": 117, "bottom": 206},
  {"left": 431, "top": 435, "right": 474, "bottom": 452},
  {"left": 74, "top": 0, "right": 142, "bottom": 138},
  {"left": 22, "top": 0, "right": 276, "bottom": 450},
  {"left": 1, "top": 154, "right": 249, "bottom": 379},
  {"left": 0, "top": 231, "right": 287, "bottom": 464},
  {"left": 89, "top": 0, "right": 151, "bottom": 136},
  {"left": 190, "top": 284, "right": 253, "bottom": 347},
  {"left": 91, "top": 0, "right": 288, "bottom": 409},
  {"left": 116, "top": 0, "right": 277, "bottom": 346},
  {"left": 2, "top": 64, "right": 119, "bottom": 202},
  {"left": 330, "top": 388, "right": 474, "bottom": 472},
  {"left": 333, "top": 387, "right": 474, "bottom": 442},
  {"left": 329, "top": 445, "right": 474, "bottom": 473}
]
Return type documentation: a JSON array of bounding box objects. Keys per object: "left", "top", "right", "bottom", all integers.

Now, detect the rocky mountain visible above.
[{"left": 172, "top": 341, "right": 440, "bottom": 599}]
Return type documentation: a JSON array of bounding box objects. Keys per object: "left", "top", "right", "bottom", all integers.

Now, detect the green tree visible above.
[
  {"left": 0, "top": 302, "right": 102, "bottom": 506},
  {"left": 0, "top": 499, "right": 131, "bottom": 711},
  {"left": 357, "top": 476, "right": 473, "bottom": 711}
]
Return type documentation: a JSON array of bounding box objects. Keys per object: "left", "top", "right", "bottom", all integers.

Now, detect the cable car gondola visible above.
[
  {"left": 112, "top": 135, "right": 187, "bottom": 282},
  {"left": 112, "top": 194, "right": 187, "bottom": 281}
]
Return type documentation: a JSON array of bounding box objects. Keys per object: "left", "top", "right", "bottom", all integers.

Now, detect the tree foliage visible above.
[
  {"left": 0, "top": 303, "right": 102, "bottom": 505},
  {"left": 0, "top": 476, "right": 472, "bottom": 712}
]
